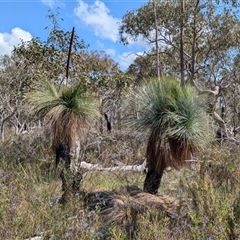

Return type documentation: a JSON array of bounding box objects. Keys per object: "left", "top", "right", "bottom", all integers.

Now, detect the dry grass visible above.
[
  {"left": 84, "top": 185, "right": 180, "bottom": 236},
  {"left": 0, "top": 130, "right": 239, "bottom": 239}
]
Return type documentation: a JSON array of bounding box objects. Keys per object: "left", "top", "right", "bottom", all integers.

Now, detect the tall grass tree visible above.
[
  {"left": 25, "top": 80, "right": 100, "bottom": 197},
  {"left": 129, "top": 77, "right": 214, "bottom": 194}
]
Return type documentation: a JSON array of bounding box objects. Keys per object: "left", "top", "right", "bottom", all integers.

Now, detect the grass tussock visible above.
[
  {"left": 84, "top": 185, "right": 179, "bottom": 238},
  {"left": 0, "top": 131, "right": 239, "bottom": 239}
]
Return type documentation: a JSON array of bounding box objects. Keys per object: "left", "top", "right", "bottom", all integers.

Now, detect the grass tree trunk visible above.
[
  {"left": 56, "top": 143, "right": 83, "bottom": 203},
  {"left": 56, "top": 143, "right": 71, "bottom": 169},
  {"left": 143, "top": 169, "right": 164, "bottom": 194},
  {"left": 143, "top": 136, "right": 166, "bottom": 194}
]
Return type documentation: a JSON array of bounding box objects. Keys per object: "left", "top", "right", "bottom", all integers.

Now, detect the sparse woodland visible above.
[{"left": 0, "top": 1, "right": 240, "bottom": 239}]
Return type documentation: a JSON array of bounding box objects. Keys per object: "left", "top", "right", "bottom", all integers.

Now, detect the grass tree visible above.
[
  {"left": 130, "top": 77, "right": 214, "bottom": 194},
  {"left": 25, "top": 80, "right": 100, "bottom": 197}
]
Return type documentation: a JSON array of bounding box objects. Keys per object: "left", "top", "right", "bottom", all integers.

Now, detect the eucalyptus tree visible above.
[
  {"left": 126, "top": 50, "right": 176, "bottom": 84},
  {"left": 70, "top": 49, "right": 132, "bottom": 133},
  {"left": 0, "top": 54, "right": 32, "bottom": 141},
  {"left": 222, "top": 53, "right": 240, "bottom": 138},
  {"left": 129, "top": 77, "right": 214, "bottom": 194},
  {"left": 13, "top": 23, "right": 88, "bottom": 89},
  {"left": 120, "top": 0, "right": 179, "bottom": 80},
  {"left": 120, "top": 0, "right": 240, "bottom": 84}
]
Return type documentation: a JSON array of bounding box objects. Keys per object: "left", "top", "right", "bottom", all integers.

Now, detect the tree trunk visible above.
[
  {"left": 143, "top": 168, "right": 164, "bottom": 194},
  {"left": 152, "top": 0, "right": 161, "bottom": 80},
  {"left": 56, "top": 143, "right": 83, "bottom": 203},
  {"left": 55, "top": 143, "right": 71, "bottom": 169},
  {"left": 1, "top": 108, "right": 16, "bottom": 141},
  {"left": 180, "top": 0, "right": 185, "bottom": 85},
  {"left": 190, "top": 0, "right": 200, "bottom": 85}
]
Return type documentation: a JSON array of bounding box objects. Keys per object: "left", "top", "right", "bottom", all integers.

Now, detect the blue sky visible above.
[{"left": 0, "top": 0, "right": 148, "bottom": 70}]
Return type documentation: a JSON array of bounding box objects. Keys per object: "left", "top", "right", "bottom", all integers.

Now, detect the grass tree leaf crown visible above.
[
  {"left": 129, "top": 77, "right": 214, "bottom": 172},
  {"left": 25, "top": 79, "right": 100, "bottom": 150}
]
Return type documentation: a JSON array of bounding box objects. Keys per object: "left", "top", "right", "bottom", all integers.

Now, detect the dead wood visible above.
[
  {"left": 76, "top": 160, "right": 147, "bottom": 173},
  {"left": 83, "top": 185, "right": 180, "bottom": 237}
]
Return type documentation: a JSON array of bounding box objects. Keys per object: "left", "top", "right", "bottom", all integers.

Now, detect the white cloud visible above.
[
  {"left": 41, "top": 0, "right": 55, "bottom": 8},
  {"left": 41, "top": 0, "right": 64, "bottom": 8},
  {"left": 105, "top": 48, "right": 116, "bottom": 57},
  {"left": 0, "top": 28, "right": 32, "bottom": 56},
  {"left": 95, "top": 41, "right": 116, "bottom": 57},
  {"left": 95, "top": 40, "right": 104, "bottom": 49},
  {"left": 117, "top": 51, "right": 144, "bottom": 71},
  {"left": 74, "top": 0, "right": 120, "bottom": 42}
]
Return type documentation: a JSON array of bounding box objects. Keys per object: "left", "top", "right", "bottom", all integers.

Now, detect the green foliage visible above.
[
  {"left": 131, "top": 77, "right": 211, "bottom": 141},
  {"left": 121, "top": 0, "right": 240, "bottom": 138},
  {"left": 186, "top": 180, "right": 235, "bottom": 239},
  {"left": 12, "top": 9, "right": 88, "bottom": 92},
  {"left": 129, "top": 77, "right": 214, "bottom": 170},
  {"left": 25, "top": 80, "right": 100, "bottom": 149},
  {"left": 122, "top": 1, "right": 240, "bottom": 84},
  {"left": 26, "top": 80, "right": 99, "bottom": 123},
  {"left": 1, "top": 4, "right": 240, "bottom": 240},
  {"left": 0, "top": 162, "right": 100, "bottom": 239},
  {"left": 126, "top": 53, "right": 161, "bottom": 83},
  {"left": 45, "top": 9, "right": 88, "bottom": 52},
  {"left": 0, "top": 9, "right": 128, "bottom": 144},
  {"left": 0, "top": 130, "right": 239, "bottom": 239},
  {"left": 134, "top": 212, "right": 175, "bottom": 240},
  {"left": 107, "top": 227, "right": 128, "bottom": 240}
]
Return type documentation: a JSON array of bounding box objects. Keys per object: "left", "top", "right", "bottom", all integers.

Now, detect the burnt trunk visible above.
[
  {"left": 56, "top": 143, "right": 71, "bottom": 169},
  {"left": 60, "top": 171, "right": 83, "bottom": 193},
  {"left": 143, "top": 169, "right": 164, "bottom": 194}
]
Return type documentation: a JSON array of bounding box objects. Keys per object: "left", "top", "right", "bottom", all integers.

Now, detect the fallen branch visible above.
[{"left": 77, "top": 159, "right": 147, "bottom": 173}]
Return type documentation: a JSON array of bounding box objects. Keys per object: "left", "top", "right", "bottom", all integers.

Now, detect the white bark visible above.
[
  {"left": 76, "top": 159, "right": 147, "bottom": 173},
  {"left": 70, "top": 139, "right": 81, "bottom": 172}
]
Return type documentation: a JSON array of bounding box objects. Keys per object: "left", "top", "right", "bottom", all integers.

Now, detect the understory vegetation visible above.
[
  {"left": 0, "top": 129, "right": 239, "bottom": 239},
  {"left": 1, "top": 1, "right": 240, "bottom": 239}
]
